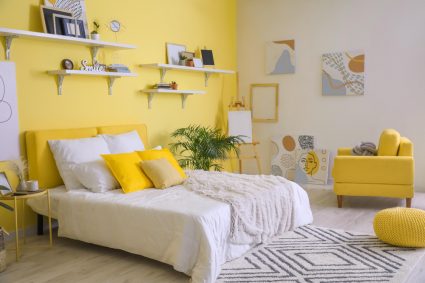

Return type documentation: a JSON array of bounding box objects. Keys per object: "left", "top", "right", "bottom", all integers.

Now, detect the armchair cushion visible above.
[
  {"left": 378, "top": 129, "right": 400, "bottom": 156},
  {"left": 333, "top": 156, "right": 414, "bottom": 185},
  {"left": 398, "top": 137, "right": 413, "bottom": 156},
  {"left": 337, "top": 147, "right": 352, "bottom": 156}
]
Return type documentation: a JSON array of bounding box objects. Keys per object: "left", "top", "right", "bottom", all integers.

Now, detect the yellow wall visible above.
[{"left": 0, "top": 0, "right": 237, "bottom": 232}]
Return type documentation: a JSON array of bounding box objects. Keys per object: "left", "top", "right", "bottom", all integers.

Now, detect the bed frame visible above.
[{"left": 25, "top": 124, "right": 149, "bottom": 235}]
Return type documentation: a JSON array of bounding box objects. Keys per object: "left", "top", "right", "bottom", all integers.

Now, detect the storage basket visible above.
[{"left": 0, "top": 227, "right": 6, "bottom": 272}]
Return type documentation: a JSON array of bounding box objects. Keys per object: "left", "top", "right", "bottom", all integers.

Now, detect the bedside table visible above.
[{"left": 0, "top": 190, "right": 52, "bottom": 261}]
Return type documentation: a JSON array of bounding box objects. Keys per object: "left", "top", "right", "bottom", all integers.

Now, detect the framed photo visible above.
[
  {"left": 166, "top": 43, "right": 186, "bottom": 65},
  {"left": 180, "top": 51, "right": 195, "bottom": 60},
  {"left": 40, "top": 5, "right": 73, "bottom": 34},
  {"left": 201, "top": 49, "right": 215, "bottom": 66},
  {"left": 193, "top": 58, "right": 203, "bottom": 68},
  {"left": 55, "top": 15, "right": 86, "bottom": 38},
  {"left": 0, "top": 172, "right": 13, "bottom": 196},
  {"left": 250, "top": 83, "right": 279, "bottom": 123}
]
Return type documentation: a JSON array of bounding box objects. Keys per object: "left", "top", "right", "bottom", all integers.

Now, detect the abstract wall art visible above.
[
  {"left": 271, "top": 134, "right": 315, "bottom": 180},
  {"left": 265, "top": 40, "right": 295, "bottom": 75},
  {"left": 322, "top": 50, "right": 365, "bottom": 96},
  {"left": 0, "top": 62, "right": 20, "bottom": 161},
  {"left": 294, "top": 149, "right": 330, "bottom": 185}
]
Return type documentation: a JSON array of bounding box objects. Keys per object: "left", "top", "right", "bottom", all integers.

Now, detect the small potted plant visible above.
[
  {"left": 179, "top": 54, "right": 187, "bottom": 66},
  {"left": 171, "top": 81, "right": 178, "bottom": 90},
  {"left": 91, "top": 21, "right": 100, "bottom": 40}
]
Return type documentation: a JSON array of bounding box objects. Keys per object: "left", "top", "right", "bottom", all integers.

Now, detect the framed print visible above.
[
  {"left": 166, "top": 43, "right": 186, "bottom": 65},
  {"left": 250, "top": 83, "right": 279, "bottom": 123},
  {"left": 0, "top": 172, "right": 12, "bottom": 196},
  {"left": 40, "top": 5, "right": 74, "bottom": 34},
  {"left": 44, "top": 0, "right": 89, "bottom": 39},
  {"left": 53, "top": 14, "right": 74, "bottom": 36},
  {"left": 201, "top": 49, "right": 215, "bottom": 66},
  {"left": 193, "top": 58, "right": 203, "bottom": 68},
  {"left": 180, "top": 51, "right": 195, "bottom": 60},
  {"left": 57, "top": 16, "right": 86, "bottom": 38}
]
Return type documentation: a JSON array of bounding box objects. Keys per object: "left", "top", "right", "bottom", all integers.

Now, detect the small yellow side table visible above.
[{"left": 0, "top": 190, "right": 52, "bottom": 261}]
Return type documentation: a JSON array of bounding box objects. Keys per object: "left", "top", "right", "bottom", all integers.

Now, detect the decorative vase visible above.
[{"left": 91, "top": 33, "right": 100, "bottom": 40}]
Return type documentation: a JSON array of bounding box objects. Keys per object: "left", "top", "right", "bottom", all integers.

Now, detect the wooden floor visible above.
[{"left": 1, "top": 188, "right": 425, "bottom": 283}]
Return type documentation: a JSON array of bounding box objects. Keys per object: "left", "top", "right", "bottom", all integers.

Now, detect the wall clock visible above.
[{"left": 109, "top": 20, "right": 121, "bottom": 33}]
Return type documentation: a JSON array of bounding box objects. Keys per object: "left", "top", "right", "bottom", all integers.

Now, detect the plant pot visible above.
[
  {"left": 179, "top": 59, "right": 186, "bottom": 66},
  {"left": 91, "top": 33, "right": 100, "bottom": 40}
]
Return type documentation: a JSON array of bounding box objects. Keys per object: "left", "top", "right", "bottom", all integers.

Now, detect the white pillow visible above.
[
  {"left": 48, "top": 137, "right": 110, "bottom": 191},
  {"left": 99, "top": 130, "right": 145, "bottom": 154},
  {"left": 71, "top": 160, "right": 119, "bottom": 193}
]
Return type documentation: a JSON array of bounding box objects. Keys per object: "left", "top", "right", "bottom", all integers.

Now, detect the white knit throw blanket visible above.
[{"left": 184, "top": 170, "right": 294, "bottom": 245}]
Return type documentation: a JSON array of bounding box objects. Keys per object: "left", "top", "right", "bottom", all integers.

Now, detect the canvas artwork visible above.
[
  {"left": 44, "top": 0, "right": 89, "bottom": 38},
  {"left": 322, "top": 50, "right": 365, "bottom": 96},
  {"left": 265, "top": 40, "right": 295, "bottom": 75},
  {"left": 0, "top": 62, "right": 20, "bottom": 161},
  {"left": 294, "top": 149, "right": 330, "bottom": 185},
  {"left": 271, "top": 134, "right": 315, "bottom": 180}
]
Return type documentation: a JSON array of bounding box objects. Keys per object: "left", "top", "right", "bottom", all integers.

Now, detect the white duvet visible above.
[{"left": 28, "top": 175, "right": 313, "bottom": 283}]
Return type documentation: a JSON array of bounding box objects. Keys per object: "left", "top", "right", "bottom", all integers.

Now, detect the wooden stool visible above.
[{"left": 238, "top": 141, "right": 262, "bottom": 174}]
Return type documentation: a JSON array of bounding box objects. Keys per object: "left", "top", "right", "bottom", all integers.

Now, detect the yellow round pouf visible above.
[{"left": 374, "top": 207, "right": 425, "bottom": 248}]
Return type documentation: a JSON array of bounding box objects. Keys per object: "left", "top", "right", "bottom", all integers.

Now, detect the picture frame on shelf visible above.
[
  {"left": 180, "top": 51, "right": 195, "bottom": 60},
  {"left": 0, "top": 172, "right": 13, "bottom": 196},
  {"left": 44, "top": 0, "right": 89, "bottom": 39},
  {"left": 201, "top": 49, "right": 215, "bottom": 66},
  {"left": 53, "top": 14, "right": 74, "bottom": 36},
  {"left": 193, "top": 58, "right": 203, "bottom": 68},
  {"left": 40, "top": 5, "right": 74, "bottom": 34},
  {"left": 56, "top": 15, "right": 86, "bottom": 38},
  {"left": 166, "top": 43, "right": 186, "bottom": 65}
]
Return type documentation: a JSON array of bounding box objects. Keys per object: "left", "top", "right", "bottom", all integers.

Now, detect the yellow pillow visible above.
[
  {"left": 137, "top": 148, "right": 186, "bottom": 178},
  {"left": 102, "top": 152, "right": 153, "bottom": 193},
  {"left": 140, "top": 158, "right": 185, "bottom": 189}
]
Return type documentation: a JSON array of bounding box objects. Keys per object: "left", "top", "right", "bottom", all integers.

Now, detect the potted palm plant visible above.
[{"left": 170, "top": 125, "right": 244, "bottom": 171}]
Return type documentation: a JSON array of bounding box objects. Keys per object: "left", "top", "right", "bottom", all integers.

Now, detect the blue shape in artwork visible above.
[
  {"left": 271, "top": 49, "right": 295, "bottom": 74},
  {"left": 322, "top": 72, "right": 346, "bottom": 96},
  {"left": 294, "top": 165, "right": 309, "bottom": 184}
]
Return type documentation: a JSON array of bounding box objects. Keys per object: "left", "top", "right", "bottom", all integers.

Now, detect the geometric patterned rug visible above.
[{"left": 218, "top": 225, "right": 425, "bottom": 283}]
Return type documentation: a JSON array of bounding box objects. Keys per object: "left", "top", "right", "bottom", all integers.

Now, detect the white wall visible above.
[{"left": 237, "top": 0, "right": 425, "bottom": 191}]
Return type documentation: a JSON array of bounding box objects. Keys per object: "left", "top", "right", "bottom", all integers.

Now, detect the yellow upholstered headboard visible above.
[{"left": 26, "top": 124, "right": 148, "bottom": 189}]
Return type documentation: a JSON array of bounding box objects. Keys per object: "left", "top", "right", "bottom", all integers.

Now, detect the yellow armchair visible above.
[{"left": 333, "top": 129, "right": 414, "bottom": 208}]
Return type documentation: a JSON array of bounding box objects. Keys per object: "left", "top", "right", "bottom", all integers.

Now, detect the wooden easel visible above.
[{"left": 228, "top": 76, "right": 262, "bottom": 174}]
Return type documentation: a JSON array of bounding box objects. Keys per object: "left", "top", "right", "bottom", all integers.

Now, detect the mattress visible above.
[{"left": 27, "top": 182, "right": 313, "bottom": 283}]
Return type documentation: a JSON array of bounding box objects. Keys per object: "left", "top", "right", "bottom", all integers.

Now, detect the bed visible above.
[{"left": 25, "top": 124, "right": 313, "bottom": 283}]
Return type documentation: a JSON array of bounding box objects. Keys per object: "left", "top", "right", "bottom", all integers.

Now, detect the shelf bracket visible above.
[
  {"left": 147, "top": 93, "right": 154, "bottom": 109},
  {"left": 3, "top": 36, "right": 16, "bottom": 61},
  {"left": 159, "top": 67, "right": 168, "bottom": 83},
  {"left": 204, "top": 72, "right": 211, "bottom": 87},
  {"left": 181, "top": 94, "right": 190, "bottom": 109},
  {"left": 108, "top": 77, "right": 118, "bottom": 96},
  {"left": 90, "top": 46, "right": 100, "bottom": 63},
  {"left": 56, "top": 75, "right": 65, "bottom": 95}
]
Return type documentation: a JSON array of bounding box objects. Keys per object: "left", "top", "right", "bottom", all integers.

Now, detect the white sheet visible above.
[{"left": 27, "top": 179, "right": 313, "bottom": 283}]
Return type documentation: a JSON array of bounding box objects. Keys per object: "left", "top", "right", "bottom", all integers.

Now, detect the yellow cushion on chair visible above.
[{"left": 373, "top": 207, "right": 425, "bottom": 248}]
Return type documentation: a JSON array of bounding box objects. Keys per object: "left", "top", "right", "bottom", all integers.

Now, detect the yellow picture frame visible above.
[{"left": 250, "top": 83, "right": 279, "bottom": 123}]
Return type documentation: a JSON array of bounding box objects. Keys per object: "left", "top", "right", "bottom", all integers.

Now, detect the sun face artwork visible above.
[
  {"left": 295, "top": 149, "right": 330, "bottom": 185},
  {"left": 322, "top": 50, "right": 365, "bottom": 96},
  {"left": 271, "top": 134, "right": 315, "bottom": 181},
  {"left": 265, "top": 40, "right": 295, "bottom": 75}
]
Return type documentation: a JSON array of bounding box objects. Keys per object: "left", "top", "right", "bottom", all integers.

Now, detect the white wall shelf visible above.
[
  {"left": 47, "top": 70, "right": 137, "bottom": 96},
  {"left": 0, "top": 27, "right": 136, "bottom": 61},
  {"left": 140, "top": 63, "right": 235, "bottom": 86},
  {"left": 142, "top": 89, "right": 206, "bottom": 109}
]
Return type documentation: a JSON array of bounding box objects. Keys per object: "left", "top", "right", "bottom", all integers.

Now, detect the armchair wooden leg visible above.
[
  {"left": 337, "top": 195, "right": 343, "bottom": 208},
  {"left": 406, "top": 198, "right": 412, "bottom": 208}
]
